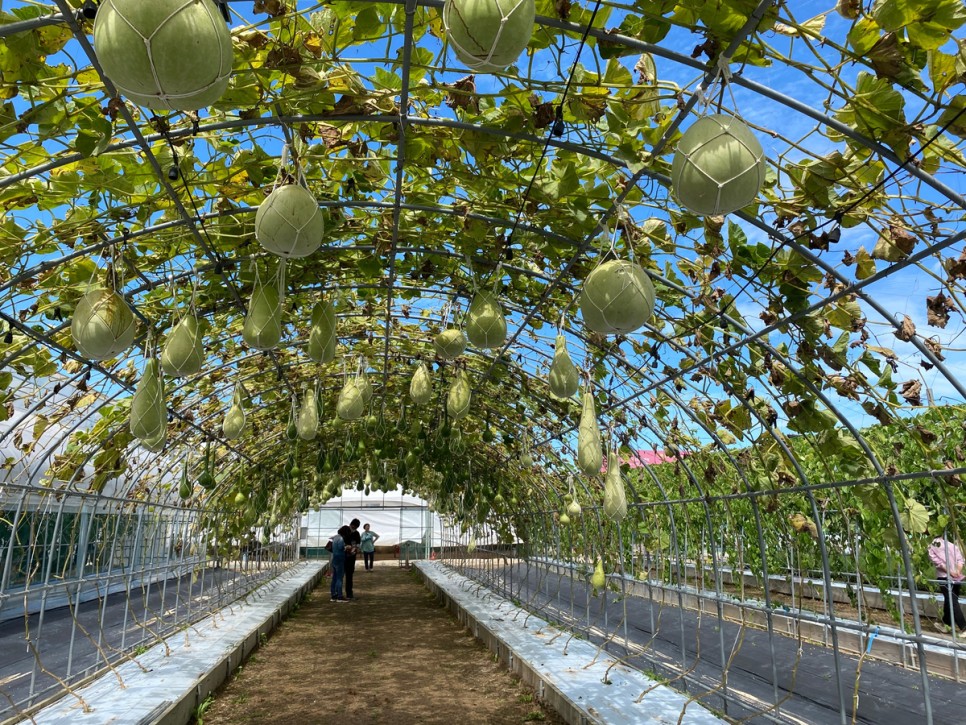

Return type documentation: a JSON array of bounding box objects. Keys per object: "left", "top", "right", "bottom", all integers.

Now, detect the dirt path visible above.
[{"left": 200, "top": 564, "right": 563, "bottom": 725}]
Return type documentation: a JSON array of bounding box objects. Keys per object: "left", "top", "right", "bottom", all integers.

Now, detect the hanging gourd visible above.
[
  {"left": 567, "top": 496, "right": 581, "bottom": 517},
  {"left": 297, "top": 383, "right": 319, "bottom": 441},
  {"left": 576, "top": 386, "right": 602, "bottom": 476},
  {"left": 286, "top": 397, "right": 299, "bottom": 441},
  {"left": 559, "top": 511, "right": 571, "bottom": 525},
  {"left": 467, "top": 531, "right": 477, "bottom": 553},
  {"left": 92, "top": 0, "right": 234, "bottom": 111},
  {"left": 434, "top": 328, "right": 467, "bottom": 360},
  {"left": 548, "top": 333, "right": 579, "bottom": 398},
  {"left": 337, "top": 379, "right": 366, "bottom": 421},
  {"left": 603, "top": 449, "right": 628, "bottom": 522},
  {"left": 197, "top": 444, "right": 215, "bottom": 490},
  {"left": 591, "top": 559, "right": 606, "bottom": 589},
  {"left": 307, "top": 298, "right": 337, "bottom": 363},
  {"left": 447, "top": 370, "right": 472, "bottom": 421},
  {"left": 466, "top": 276, "right": 507, "bottom": 349},
  {"left": 579, "top": 259, "right": 655, "bottom": 335},
  {"left": 161, "top": 313, "right": 207, "bottom": 377},
  {"left": 71, "top": 288, "right": 137, "bottom": 361},
  {"left": 243, "top": 263, "right": 283, "bottom": 351},
  {"left": 222, "top": 383, "right": 246, "bottom": 440},
  {"left": 255, "top": 184, "right": 325, "bottom": 259},
  {"left": 519, "top": 431, "right": 533, "bottom": 467},
  {"left": 410, "top": 362, "right": 433, "bottom": 405},
  {"left": 442, "top": 0, "right": 536, "bottom": 73},
  {"left": 671, "top": 114, "right": 766, "bottom": 216},
  {"left": 178, "top": 461, "right": 192, "bottom": 500},
  {"left": 130, "top": 354, "right": 167, "bottom": 448}
]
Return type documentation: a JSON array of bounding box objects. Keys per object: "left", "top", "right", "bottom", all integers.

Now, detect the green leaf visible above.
[
  {"left": 899, "top": 497, "right": 930, "bottom": 534},
  {"left": 937, "top": 95, "right": 966, "bottom": 138}
]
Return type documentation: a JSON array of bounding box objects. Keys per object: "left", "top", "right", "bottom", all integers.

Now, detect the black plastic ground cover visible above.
[
  {"left": 0, "top": 567, "right": 251, "bottom": 723},
  {"left": 471, "top": 563, "right": 965, "bottom": 725}
]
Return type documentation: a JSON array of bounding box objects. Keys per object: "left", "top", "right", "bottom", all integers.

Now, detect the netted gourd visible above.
[
  {"left": 548, "top": 334, "right": 579, "bottom": 398},
  {"left": 357, "top": 368, "right": 373, "bottom": 403},
  {"left": 243, "top": 267, "right": 282, "bottom": 350},
  {"left": 671, "top": 114, "right": 766, "bottom": 216},
  {"left": 337, "top": 379, "right": 366, "bottom": 421},
  {"left": 579, "top": 259, "right": 655, "bottom": 335},
  {"left": 603, "top": 450, "right": 628, "bottom": 522},
  {"left": 71, "top": 288, "right": 136, "bottom": 360},
  {"left": 307, "top": 298, "right": 336, "bottom": 363},
  {"left": 447, "top": 370, "right": 472, "bottom": 421},
  {"left": 434, "top": 328, "right": 467, "bottom": 360},
  {"left": 576, "top": 387, "right": 602, "bottom": 475},
  {"left": 466, "top": 290, "right": 507, "bottom": 349},
  {"left": 222, "top": 384, "right": 246, "bottom": 440},
  {"left": 130, "top": 357, "right": 167, "bottom": 446},
  {"left": 161, "top": 313, "right": 207, "bottom": 377},
  {"left": 410, "top": 362, "right": 433, "bottom": 405},
  {"left": 255, "top": 184, "right": 325, "bottom": 259},
  {"left": 92, "top": 0, "right": 233, "bottom": 111},
  {"left": 442, "top": 0, "right": 535, "bottom": 73},
  {"left": 297, "top": 383, "right": 319, "bottom": 441}
]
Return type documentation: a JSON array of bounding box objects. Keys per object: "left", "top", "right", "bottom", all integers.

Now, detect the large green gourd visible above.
[
  {"left": 447, "top": 370, "right": 472, "bottom": 421},
  {"left": 579, "top": 259, "right": 655, "bottom": 335},
  {"left": 307, "top": 299, "right": 336, "bottom": 363},
  {"left": 337, "top": 380, "right": 365, "bottom": 421},
  {"left": 92, "top": 0, "right": 233, "bottom": 111},
  {"left": 161, "top": 314, "right": 207, "bottom": 377},
  {"left": 465, "top": 291, "right": 507, "bottom": 349},
  {"left": 410, "top": 362, "right": 433, "bottom": 405},
  {"left": 243, "top": 269, "right": 282, "bottom": 350},
  {"left": 297, "top": 384, "right": 319, "bottom": 441},
  {"left": 442, "top": 0, "right": 535, "bottom": 73},
  {"left": 603, "top": 450, "right": 627, "bottom": 522},
  {"left": 548, "top": 334, "right": 579, "bottom": 398},
  {"left": 671, "top": 114, "right": 766, "bottom": 216},
  {"left": 222, "top": 384, "right": 246, "bottom": 440},
  {"left": 576, "top": 387, "right": 602, "bottom": 475},
  {"left": 131, "top": 357, "right": 167, "bottom": 445},
  {"left": 71, "top": 288, "right": 136, "bottom": 361},
  {"left": 255, "top": 184, "right": 325, "bottom": 259},
  {"left": 434, "top": 328, "right": 467, "bottom": 360}
]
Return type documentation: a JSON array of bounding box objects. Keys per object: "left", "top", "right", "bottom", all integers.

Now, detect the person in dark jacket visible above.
[
  {"left": 329, "top": 526, "right": 350, "bottom": 602},
  {"left": 344, "top": 519, "right": 362, "bottom": 600}
]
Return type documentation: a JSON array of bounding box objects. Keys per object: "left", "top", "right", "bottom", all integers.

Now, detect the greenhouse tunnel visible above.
[{"left": 0, "top": 0, "right": 965, "bottom": 722}]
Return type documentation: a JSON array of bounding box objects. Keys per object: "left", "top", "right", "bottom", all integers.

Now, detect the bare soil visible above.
[{"left": 198, "top": 564, "right": 565, "bottom": 725}]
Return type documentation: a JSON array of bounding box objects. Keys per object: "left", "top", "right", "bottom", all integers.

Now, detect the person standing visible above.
[
  {"left": 361, "top": 523, "right": 380, "bottom": 571},
  {"left": 344, "top": 519, "right": 362, "bottom": 600},
  {"left": 929, "top": 535, "right": 966, "bottom": 632},
  {"left": 328, "top": 526, "right": 349, "bottom": 602}
]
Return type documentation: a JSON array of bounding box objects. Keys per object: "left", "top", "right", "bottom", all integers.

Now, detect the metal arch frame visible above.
[
  {"left": 2, "top": 4, "right": 962, "bottom": 722},
  {"left": 6, "top": 231, "right": 957, "bottom": 520},
  {"left": 5, "top": 0, "right": 961, "bottom": 207},
  {"left": 5, "top": 242, "right": 954, "bottom": 516}
]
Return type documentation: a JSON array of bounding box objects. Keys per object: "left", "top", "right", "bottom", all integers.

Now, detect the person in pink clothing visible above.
[{"left": 928, "top": 536, "right": 966, "bottom": 632}]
